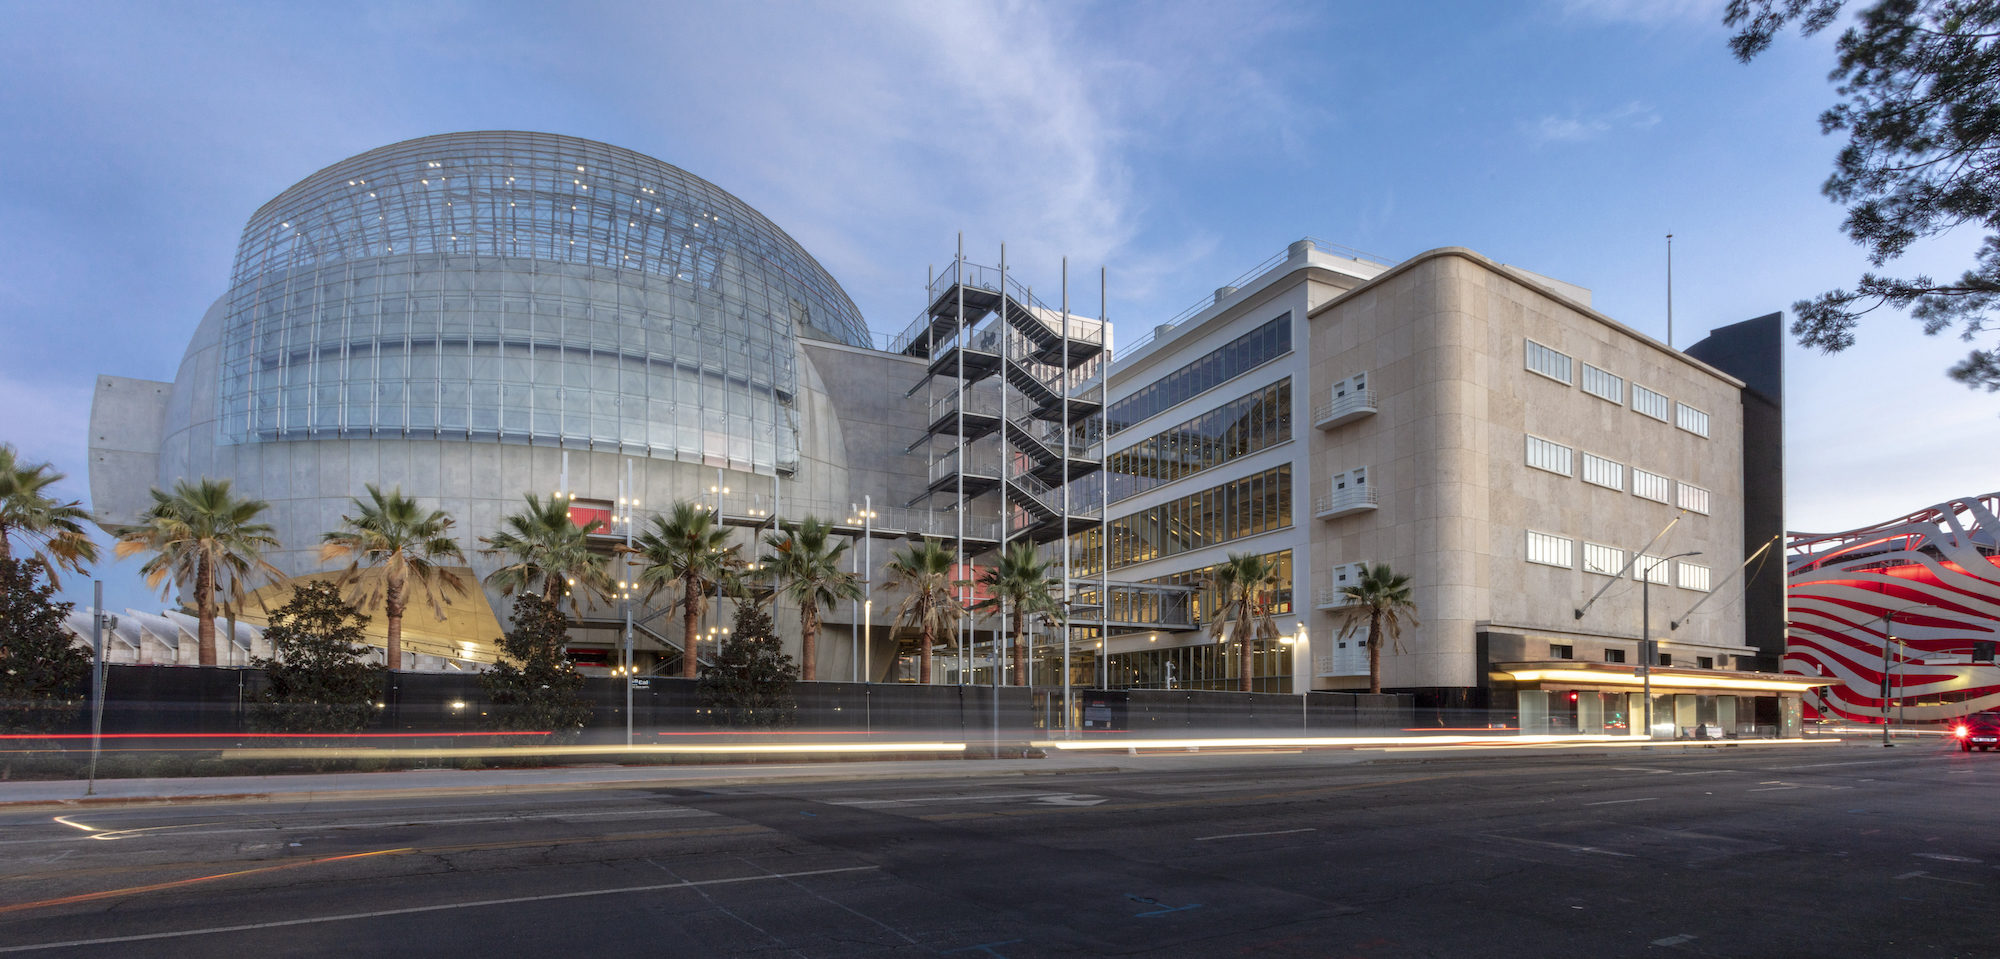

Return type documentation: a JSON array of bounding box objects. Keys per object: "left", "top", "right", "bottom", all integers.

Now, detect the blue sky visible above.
[{"left": 2, "top": 0, "right": 1994, "bottom": 612}]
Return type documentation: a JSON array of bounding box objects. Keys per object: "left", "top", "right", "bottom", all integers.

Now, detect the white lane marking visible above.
[
  {"left": 825, "top": 792, "right": 1059, "bottom": 806},
  {"left": 1747, "top": 787, "right": 1798, "bottom": 792},
  {"left": 1031, "top": 794, "right": 1108, "bottom": 807},
  {"left": 1194, "top": 827, "right": 1316, "bottom": 843},
  {"left": 0, "top": 865, "right": 879, "bottom": 954},
  {"left": 1584, "top": 798, "right": 1658, "bottom": 806},
  {"left": 1610, "top": 767, "right": 1672, "bottom": 775},
  {"left": 1894, "top": 870, "right": 1981, "bottom": 887},
  {"left": 49, "top": 817, "right": 98, "bottom": 833},
  {"left": 55, "top": 807, "right": 711, "bottom": 843},
  {"left": 1651, "top": 934, "right": 1697, "bottom": 947},
  {"left": 1915, "top": 853, "right": 1982, "bottom": 863},
  {"left": 1481, "top": 835, "right": 1635, "bottom": 858}
]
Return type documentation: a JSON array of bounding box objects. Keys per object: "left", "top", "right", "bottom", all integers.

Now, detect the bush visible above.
[
  {"left": 250, "top": 582, "right": 386, "bottom": 734},
  {"left": 0, "top": 557, "right": 90, "bottom": 736},
  {"left": 479, "top": 595, "right": 591, "bottom": 742},
  {"left": 698, "top": 601, "right": 798, "bottom": 728}
]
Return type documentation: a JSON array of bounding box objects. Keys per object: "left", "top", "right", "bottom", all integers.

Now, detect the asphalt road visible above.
[{"left": 1, "top": 743, "right": 1994, "bottom": 958}]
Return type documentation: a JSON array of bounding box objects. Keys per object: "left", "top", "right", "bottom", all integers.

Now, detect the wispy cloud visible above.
[
  {"left": 1528, "top": 101, "right": 1662, "bottom": 144},
  {"left": 1555, "top": 0, "right": 1726, "bottom": 26}
]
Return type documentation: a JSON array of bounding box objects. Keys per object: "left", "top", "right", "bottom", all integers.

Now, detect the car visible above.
[{"left": 1953, "top": 712, "right": 2000, "bottom": 752}]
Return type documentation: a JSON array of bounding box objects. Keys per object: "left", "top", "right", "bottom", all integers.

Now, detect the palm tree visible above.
[
  {"left": 0, "top": 443, "right": 99, "bottom": 586},
  {"left": 630, "top": 502, "right": 738, "bottom": 679},
  {"left": 113, "top": 478, "right": 282, "bottom": 667},
  {"left": 883, "top": 537, "right": 965, "bottom": 685},
  {"left": 974, "top": 541, "right": 1065, "bottom": 686},
  {"left": 319, "top": 484, "right": 467, "bottom": 671},
  {"left": 480, "top": 494, "right": 609, "bottom": 608},
  {"left": 1206, "top": 552, "right": 1285, "bottom": 692},
  {"left": 1335, "top": 562, "right": 1420, "bottom": 695},
  {"left": 761, "top": 517, "right": 860, "bottom": 681}
]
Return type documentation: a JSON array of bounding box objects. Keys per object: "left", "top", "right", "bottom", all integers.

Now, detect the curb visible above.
[{"left": 0, "top": 764, "right": 1128, "bottom": 810}]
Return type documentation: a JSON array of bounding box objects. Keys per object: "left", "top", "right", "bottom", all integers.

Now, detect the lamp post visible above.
[
  {"left": 849, "top": 498, "right": 876, "bottom": 683},
  {"left": 708, "top": 474, "right": 730, "bottom": 670},
  {"left": 1879, "top": 606, "right": 1919, "bottom": 746},
  {"left": 1641, "top": 550, "right": 1700, "bottom": 741},
  {"left": 1282, "top": 621, "right": 1310, "bottom": 734},
  {"left": 618, "top": 461, "right": 638, "bottom": 746}
]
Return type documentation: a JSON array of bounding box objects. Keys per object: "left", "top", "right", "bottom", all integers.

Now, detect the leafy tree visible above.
[
  {"left": 1333, "top": 563, "right": 1421, "bottom": 696},
  {"left": 1727, "top": 0, "right": 2000, "bottom": 390},
  {"left": 481, "top": 494, "right": 610, "bottom": 609},
  {"left": 698, "top": 599, "right": 799, "bottom": 728},
  {"left": 479, "top": 594, "right": 592, "bottom": 741},
  {"left": 883, "top": 537, "right": 966, "bottom": 685},
  {"left": 114, "top": 478, "right": 281, "bottom": 667},
  {"left": 761, "top": 516, "right": 860, "bottom": 681},
  {"left": 1206, "top": 552, "right": 1285, "bottom": 692},
  {"left": 630, "top": 502, "right": 739, "bottom": 680},
  {"left": 0, "top": 558, "right": 90, "bottom": 735},
  {"left": 974, "top": 542, "right": 1065, "bottom": 687},
  {"left": 320, "top": 484, "right": 466, "bottom": 671},
  {"left": 250, "top": 581, "right": 385, "bottom": 734},
  {"left": 0, "top": 444, "right": 99, "bottom": 587}
]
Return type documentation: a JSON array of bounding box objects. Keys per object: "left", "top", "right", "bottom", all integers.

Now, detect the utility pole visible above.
[
  {"left": 1641, "top": 550, "right": 1700, "bottom": 741},
  {"left": 86, "top": 581, "right": 113, "bottom": 796}
]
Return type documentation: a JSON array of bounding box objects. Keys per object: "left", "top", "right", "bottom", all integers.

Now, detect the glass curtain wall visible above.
[
  {"left": 1068, "top": 465, "right": 1293, "bottom": 574},
  {"left": 1104, "top": 379, "right": 1291, "bottom": 502},
  {"left": 217, "top": 132, "right": 869, "bottom": 476}
]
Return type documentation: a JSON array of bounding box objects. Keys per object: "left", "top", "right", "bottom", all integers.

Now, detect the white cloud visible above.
[
  {"left": 1529, "top": 101, "right": 1662, "bottom": 144},
  {"left": 1556, "top": 0, "right": 1726, "bottom": 26},
  {"left": 0, "top": 371, "right": 94, "bottom": 506}
]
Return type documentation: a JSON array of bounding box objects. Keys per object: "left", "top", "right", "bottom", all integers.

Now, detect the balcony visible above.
[
  {"left": 1312, "top": 388, "right": 1378, "bottom": 429},
  {"left": 1314, "top": 583, "right": 1358, "bottom": 610},
  {"left": 1313, "top": 486, "right": 1378, "bottom": 520}
]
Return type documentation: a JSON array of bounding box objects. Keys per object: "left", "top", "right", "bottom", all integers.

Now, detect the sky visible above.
[{"left": 1, "top": 0, "right": 1994, "bottom": 612}]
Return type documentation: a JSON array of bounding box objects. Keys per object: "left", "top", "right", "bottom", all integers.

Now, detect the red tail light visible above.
[{"left": 1956, "top": 725, "right": 1970, "bottom": 738}]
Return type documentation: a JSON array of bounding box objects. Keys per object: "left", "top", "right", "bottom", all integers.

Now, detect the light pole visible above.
[
  {"left": 1879, "top": 606, "right": 1919, "bottom": 746},
  {"left": 1282, "top": 621, "right": 1309, "bottom": 733},
  {"left": 618, "top": 461, "right": 638, "bottom": 746},
  {"left": 849, "top": 498, "right": 876, "bottom": 683},
  {"left": 708, "top": 474, "right": 730, "bottom": 671},
  {"left": 1641, "top": 550, "right": 1700, "bottom": 741}
]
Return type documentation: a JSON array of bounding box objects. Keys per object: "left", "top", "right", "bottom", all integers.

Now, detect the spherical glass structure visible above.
[{"left": 215, "top": 131, "right": 868, "bottom": 475}]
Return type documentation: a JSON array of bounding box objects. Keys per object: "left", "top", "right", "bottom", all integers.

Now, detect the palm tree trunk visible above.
[
  {"left": 195, "top": 556, "right": 217, "bottom": 667},
  {"left": 0, "top": 524, "right": 11, "bottom": 562},
  {"left": 385, "top": 570, "right": 406, "bottom": 672},
  {"left": 919, "top": 622, "right": 934, "bottom": 685},
  {"left": 1237, "top": 606, "right": 1253, "bottom": 693},
  {"left": 682, "top": 573, "right": 701, "bottom": 679},
  {"left": 1013, "top": 611, "right": 1027, "bottom": 687},
  {"left": 801, "top": 600, "right": 818, "bottom": 681},
  {"left": 1367, "top": 610, "right": 1384, "bottom": 695}
]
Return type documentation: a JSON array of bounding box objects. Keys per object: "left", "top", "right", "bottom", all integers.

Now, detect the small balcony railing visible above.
[
  {"left": 1312, "top": 388, "right": 1378, "bottom": 429},
  {"left": 1313, "top": 486, "right": 1378, "bottom": 520}
]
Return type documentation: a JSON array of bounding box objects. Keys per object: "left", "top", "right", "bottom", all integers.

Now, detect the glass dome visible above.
[{"left": 214, "top": 131, "right": 868, "bottom": 475}]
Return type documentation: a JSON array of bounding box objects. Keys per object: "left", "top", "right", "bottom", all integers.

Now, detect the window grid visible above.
[
  {"left": 1676, "top": 402, "right": 1710, "bottom": 437},
  {"left": 1634, "top": 553, "right": 1671, "bottom": 584},
  {"left": 1070, "top": 465, "right": 1293, "bottom": 573},
  {"left": 1526, "top": 530, "right": 1574, "bottom": 568},
  {"left": 1633, "top": 384, "right": 1670, "bottom": 422},
  {"left": 1105, "top": 379, "right": 1291, "bottom": 503},
  {"left": 1525, "top": 435, "right": 1574, "bottom": 476},
  {"left": 1581, "top": 452, "right": 1624, "bottom": 490},
  {"left": 1525, "top": 339, "right": 1573, "bottom": 384},
  {"left": 1633, "top": 469, "right": 1672, "bottom": 503},
  {"left": 1677, "top": 482, "right": 1711, "bottom": 514},
  {"left": 1106, "top": 314, "right": 1290, "bottom": 433},
  {"left": 1582, "top": 541, "right": 1626, "bottom": 576},
  {"left": 1581, "top": 364, "right": 1623, "bottom": 403},
  {"left": 1678, "top": 562, "right": 1712, "bottom": 592}
]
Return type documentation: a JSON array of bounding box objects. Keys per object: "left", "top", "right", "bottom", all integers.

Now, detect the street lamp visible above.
[
  {"left": 1641, "top": 550, "right": 1700, "bottom": 741},
  {"left": 1281, "top": 621, "right": 1309, "bottom": 733},
  {"left": 1879, "top": 605, "right": 1920, "bottom": 747}
]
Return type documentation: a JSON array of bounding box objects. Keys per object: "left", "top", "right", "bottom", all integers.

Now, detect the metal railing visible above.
[
  {"left": 1314, "top": 583, "right": 1359, "bottom": 609},
  {"left": 931, "top": 387, "right": 1003, "bottom": 423},
  {"left": 710, "top": 488, "right": 999, "bottom": 542},
  {"left": 1313, "top": 486, "right": 1379, "bottom": 517},
  {"left": 1111, "top": 237, "right": 1392, "bottom": 362},
  {"left": 930, "top": 447, "right": 1000, "bottom": 485},
  {"left": 1311, "top": 388, "right": 1378, "bottom": 426}
]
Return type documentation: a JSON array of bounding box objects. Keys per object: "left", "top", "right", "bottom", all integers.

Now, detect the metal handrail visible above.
[
  {"left": 1111, "top": 237, "right": 1392, "bottom": 362},
  {"left": 1311, "top": 388, "right": 1378, "bottom": 425},
  {"left": 1313, "top": 486, "right": 1379, "bottom": 516}
]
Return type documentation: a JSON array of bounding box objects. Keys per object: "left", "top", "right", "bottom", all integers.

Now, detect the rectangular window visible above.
[
  {"left": 1698, "top": 656, "right": 1714, "bottom": 669},
  {"left": 1525, "top": 435, "right": 1574, "bottom": 476},
  {"left": 1605, "top": 648, "right": 1627, "bottom": 664},
  {"left": 1551, "top": 643, "right": 1574, "bottom": 660},
  {"left": 1100, "top": 465, "right": 1291, "bottom": 571},
  {"left": 1658, "top": 653, "right": 1673, "bottom": 667},
  {"left": 1676, "top": 482, "right": 1711, "bottom": 515},
  {"left": 1633, "top": 469, "right": 1672, "bottom": 503},
  {"left": 1582, "top": 542, "right": 1626, "bottom": 577},
  {"left": 1634, "top": 554, "right": 1671, "bottom": 584},
  {"left": 1581, "top": 453, "right": 1624, "bottom": 490},
  {"left": 1525, "top": 339, "right": 1573, "bottom": 385},
  {"left": 1633, "top": 384, "right": 1670, "bottom": 421},
  {"left": 1526, "top": 530, "right": 1574, "bottom": 568},
  {"left": 1105, "top": 379, "right": 1292, "bottom": 502},
  {"left": 1675, "top": 402, "right": 1710, "bottom": 437},
  {"left": 1581, "top": 363, "right": 1623, "bottom": 403},
  {"left": 1677, "top": 562, "right": 1712, "bottom": 592}
]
